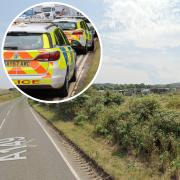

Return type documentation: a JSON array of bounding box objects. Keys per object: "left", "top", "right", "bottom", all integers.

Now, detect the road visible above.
[{"left": 0, "top": 97, "right": 91, "bottom": 180}]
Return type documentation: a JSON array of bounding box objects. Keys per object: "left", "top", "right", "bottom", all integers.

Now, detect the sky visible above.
[{"left": 0, "top": 0, "right": 180, "bottom": 88}]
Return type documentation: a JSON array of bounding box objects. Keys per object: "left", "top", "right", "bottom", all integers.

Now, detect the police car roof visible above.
[
  {"left": 53, "top": 18, "right": 80, "bottom": 23},
  {"left": 8, "top": 23, "right": 57, "bottom": 33}
]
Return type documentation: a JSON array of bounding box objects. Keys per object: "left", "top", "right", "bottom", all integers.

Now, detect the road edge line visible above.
[
  {"left": 28, "top": 105, "right": 81, "bottom": 180},
  {"left": 70, "top": 53, "right": 90, "bottom": 96}
]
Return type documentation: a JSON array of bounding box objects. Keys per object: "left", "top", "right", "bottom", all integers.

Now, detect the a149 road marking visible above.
[{"left": 0, "top": 137, "right": 35, "bottom": 162}]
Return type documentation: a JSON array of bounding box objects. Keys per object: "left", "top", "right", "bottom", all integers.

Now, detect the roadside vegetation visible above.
[
  {"left": 30, "top": 87, "right": 180, "bottom": 180},
  {"left": 0, "top": 89, "right": 21, "bottom": 103},
  {"left": 76, "top": 40, "right": 101, "bottom": 93}
]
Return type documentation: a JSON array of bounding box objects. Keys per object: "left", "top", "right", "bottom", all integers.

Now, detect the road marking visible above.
[
  {"left": 0, "top": 137, "right": 27, "bottom": 162},
  {"left": 0, "top": 137, "right": 26, "bottom": 147},
  {"left": 0, "top": 107, "right": 13, "bottom": 131},
  {"left": 6, "top": 109, "right": 11, "bottom": 116},
  {"left": 70, "top": 53, "right": 90, "bottom": 97},
  {"left": 77, "top": 55, "right": 84, "bottom": 67},
  {"left": 29, "top": 106, "right": 81, "bottom": 180},
  {"left": 0, "top": 150, "right": 27, "bottom": 162},
  {"left": 0, "top": 98, "right": 22, "bottom": 131},
  {"left": 0, "top": 119, "right": 6, "bottom": 131},
  {"left": 77, "top": 53, "right": 89, "bottom": 70}
]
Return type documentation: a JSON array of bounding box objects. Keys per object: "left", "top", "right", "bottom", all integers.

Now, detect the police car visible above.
[
  {"left": 53, "top": 18, "right": 94, "bottom": 54},
  {"left": 3, "top": 23, "right": 77, "bottom": 97}
]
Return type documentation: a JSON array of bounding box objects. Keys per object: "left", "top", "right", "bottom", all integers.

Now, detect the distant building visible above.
[
  {"left": 141, "top": 88, "right": 151, "bottom": 95},
  {"left": 33, "top": 4, "right": 78, "bottom": 16},
  {"left": 150, "top": 88, "right": 170, "bottom": 94}
]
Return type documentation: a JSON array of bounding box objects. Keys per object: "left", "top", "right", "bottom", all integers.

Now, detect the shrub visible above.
[
  {"left": 153, "top": 110, "right": 180, "bottom": 137},
  {"left": 88, "top": 103, "right": 105, "bottom": 121},
  {"left": 130, "top": 97, "right": 160, "bottom": 122},
  {"left": 104, "top": 91, "right": 124, "bottom": 106},
  {"left": 74, "top": 112, "right": 88, "bottom": 126},
  {"left": 95, "top": 124, "right": 109, "bottom": 136}
]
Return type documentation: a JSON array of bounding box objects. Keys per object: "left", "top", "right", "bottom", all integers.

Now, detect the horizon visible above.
[{"left": 1, "top": 81, "right": 180, "bottom": 90}]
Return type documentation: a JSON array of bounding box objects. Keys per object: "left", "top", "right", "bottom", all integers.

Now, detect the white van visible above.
[{"left": 41, "top": 5, "right": 56, "bottom": 19}]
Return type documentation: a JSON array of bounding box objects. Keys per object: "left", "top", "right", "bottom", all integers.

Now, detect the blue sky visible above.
[{"left": 1, "top": 0, "right": 180, "bottom": 88}]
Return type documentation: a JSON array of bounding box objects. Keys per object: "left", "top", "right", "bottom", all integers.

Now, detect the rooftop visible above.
[
  {"left": 8, "top": 23, "right": 57, "bottom": 33},
  {"left": 53, "top": 18, "right": 80, "bottom": 23}
]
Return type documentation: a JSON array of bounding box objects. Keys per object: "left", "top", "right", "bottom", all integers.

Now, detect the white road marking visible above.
[
  {"left": 0, "top": 137, "right": 26, "bottom": 147},
  {"left": 0, "top": 150, "right": 27, "bottom": 162},
  {"left": 0, "top": 145, "right": 27, "bottom": 153},
  {"left": 0, "top": 119, "right": 6, "bottom": 131},
  {"left": 0, "top": 98, "right": 22, "bottom": 131},
  {"left": 70, "top": 53, "right": 90, "bottom": 97},
  {"left": 77, "top": 55, "right": 84, "bottom": 67},
  {"left": 6, "top": 109, "right": 11, "bottom": 116},
  {"left": 0, "top": 137, "right": 28, "bottom": 162},
  {"left": 29, "top": 106, "right": 81, "bottom": 180}
]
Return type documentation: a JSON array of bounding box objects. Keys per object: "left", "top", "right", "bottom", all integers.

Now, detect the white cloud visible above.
[
  {"left": 96, "top": 56, "right": 150, "bottom": 83},
  {"left": 103, "top": 0, "right": 180, "bottom": 49},
  {"left": 96, "top": 55, "right": 180, "bottom": 84}
]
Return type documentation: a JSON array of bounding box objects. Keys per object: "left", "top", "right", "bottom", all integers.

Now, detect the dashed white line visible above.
[
  {"left": 0, "top": 118, "right": 6, "bottom": 131},
  {"left": 0, "top": 98, "right": 22, "bottom": 131}
]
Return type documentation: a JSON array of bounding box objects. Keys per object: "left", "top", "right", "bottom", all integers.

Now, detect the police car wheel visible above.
[
  {"left": 82, "top": 45, "right": 88, "bottom": 54},
  {"left": 60, "top": 73, "right": 69, "bottom": 97}
]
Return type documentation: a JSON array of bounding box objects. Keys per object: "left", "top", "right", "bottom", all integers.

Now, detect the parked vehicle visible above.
[
  {"left": 3, "top": 23, "right": 77, "bottom": 96},
  {"left": 54, "top": 18, "right": 94, "bottom": 53},
  {"left": 41, "top": 5, "right": 56, "bottom": 19}
]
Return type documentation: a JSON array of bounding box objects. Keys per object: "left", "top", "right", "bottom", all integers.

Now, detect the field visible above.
[{"left": 30, "top": 88, "right": 180, "bottom": 180}]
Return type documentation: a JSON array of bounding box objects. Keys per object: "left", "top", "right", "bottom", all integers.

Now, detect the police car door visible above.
[
  {"left": 83, "top": 21, "right": 92, "bottom": 46},
  {"left": 59, "top": 29, "right": 74, "bottom": 78},
  {"left": 55, "top": 29, "right": 73, "bottom": 78}
]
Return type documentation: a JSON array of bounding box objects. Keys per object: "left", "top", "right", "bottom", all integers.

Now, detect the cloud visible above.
[
  {"left": 96, "top": 54, "right": 180, "bottom": 84},
  {"left": 102, "top": 0, "right": 180, "bottom": 49},
  {"left": 96, "top": 56, "right": 150, "bottom": 84}
]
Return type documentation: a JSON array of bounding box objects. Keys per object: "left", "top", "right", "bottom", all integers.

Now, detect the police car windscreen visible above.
[
  {"left": 4, "top": 32, "right": 43, "bottom": 50},
  {"left": 55, "top": 22, "right": 77, "bottom": 30}
]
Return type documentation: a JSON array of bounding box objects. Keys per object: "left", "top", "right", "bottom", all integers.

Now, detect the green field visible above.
[{"left": 30, "top": 88, "right": 180, "bottom": 180}]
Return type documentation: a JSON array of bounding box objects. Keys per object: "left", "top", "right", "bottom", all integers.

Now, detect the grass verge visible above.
[
  {"left": 0, "top": 90, "right": 21, "bottom": 103},
  {"left": 29, "top": 100, "right": 173, "bottom": 180}
]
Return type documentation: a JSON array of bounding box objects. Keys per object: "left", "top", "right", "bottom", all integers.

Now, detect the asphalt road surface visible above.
[{"left": 0, "top": 97, "right": 91, "bottom": 180}]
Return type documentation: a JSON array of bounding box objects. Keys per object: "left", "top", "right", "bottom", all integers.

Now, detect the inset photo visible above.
[{"left": 2, "top": 2, "right": 101, "bottom": 103}]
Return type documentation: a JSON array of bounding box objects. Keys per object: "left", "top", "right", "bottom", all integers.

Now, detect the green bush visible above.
[
  {"left": 104, "top": 91, "right": 124, "bottom": 106},
  {"left": 74, "top": 112, "right": 88, "bottom": 126},
  {"left": 130, "top": 97, "right": 160, "bottom": 122},
  {"left": 88, "top": 103, "right": 105, "bottom": 121},
  {"left": 153, "top": 110, "right": 180, "bottom": 137},
  {"left": 32, "top": 87, "right": 180, "bottom": 176}
]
